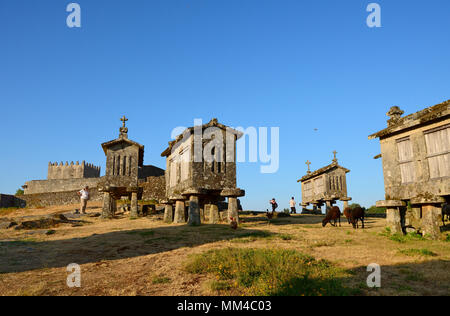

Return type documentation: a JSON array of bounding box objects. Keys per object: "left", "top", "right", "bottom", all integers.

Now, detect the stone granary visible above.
[
  {"left": 97, "top": 116, "right": 147, "bottom": 218},
  {"left": 160, "top": 118, "right": 245, "bottom": 226},
  {"left": 369, "top": 100, "right": 450, "bottom": 239},
  {"left": 297, "top": 152, "right": 352, "bottom": 214}
]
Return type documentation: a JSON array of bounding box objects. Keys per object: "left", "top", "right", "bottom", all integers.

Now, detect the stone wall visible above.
[
  {"left": 379, "top": 119, "right": 450, "bottom": 201},
  {"left": 0, "top": 194, "right": 26, "bottom": 208},
  {"left": 48, "top": 161, "right": 101, "bottom": 180},
  {"left": 139, "top": 165, "right": 165, "bottom": 179},
  {"left": 20, "top": 176, "right": 166, "bottom": 207},
  {"left": 24, "top": 178, "right": 101, "bottom": 195},
  {"left": 140, "top": 176, "right": 166, "bottom": 201},
  {"left": 20, "top": 189, "right": 102, "bottom": 208}
]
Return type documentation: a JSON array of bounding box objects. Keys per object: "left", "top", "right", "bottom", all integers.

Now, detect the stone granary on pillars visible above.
[
  {"left": 297, "top": 152, "right": 352, "bottom": 214},
  {"left": 369, "top": 100, "right": 450, "bottom": 239},
  {"left": 98, "top": 116, "right": 144, "bottom": 218},
  {"left": 160, "top": 118, "right": 245, "bottom": 226}
]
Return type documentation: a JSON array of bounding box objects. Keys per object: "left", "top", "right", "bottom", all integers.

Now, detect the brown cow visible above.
[{"left": 322, "top": 206, "right": 341, "bottom": 227}]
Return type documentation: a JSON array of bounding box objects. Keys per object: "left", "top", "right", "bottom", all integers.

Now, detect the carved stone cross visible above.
[
  {"left": 333, "top": 150, "right": 338, "bottom": 163},
  {"left": 120, "top": 115, "right": 128, "bottom": 127},
  {"left": 306, "top": 160, "right": 311, "bottom": 173}
]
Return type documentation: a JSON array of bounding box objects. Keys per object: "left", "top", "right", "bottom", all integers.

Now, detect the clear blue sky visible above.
[{"left": 1, "top": 0, "right": 449, "bottom": 211}]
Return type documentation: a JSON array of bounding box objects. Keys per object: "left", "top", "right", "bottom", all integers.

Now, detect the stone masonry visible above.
[
  {"left": 161, "top": 118, "right": 245, "bottom": 226},
  {"left": 369, "top": 100, "right": 450, "bottom": 239}
]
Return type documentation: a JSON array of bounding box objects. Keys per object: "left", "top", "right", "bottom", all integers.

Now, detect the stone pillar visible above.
[
  {"left": 174, "top": 200, "right": 186, "bottom": 224},
  {"left": 325, "top": 201, "right": 332, "bottom": 215},
  {"left": 422, "top": 204, "right": 441, "bottom": 240},
  {"left": 377, "top": 200, "right": 406, "bottom": 235},
  {"left": 130, "top": 192, "right": 139, "bottom": 218},
  {"left": 411, "top": 207, "right": 421, "bottom": 221},
  {"left": 228, "top": 197, "right": 239, "bottom": 224},
  {"left": 102, "top": 192, "right": 113, "bottom": 219},
  {"left": 386, "top": 207, "right": 403, "bottom": 234},
  {"left": 209, "top": 204, "right": 220, "bottom": 224},
  {"left": 111, "top": 198, "right": 117, "bottom": 216},
  {"left": 164, "top": 204, "right": 173, "bottom": 224},
  {"left": 188, "top": 195, "right": 201, "bottom": 226},
  {"left": 200, "top": 206, "right": 205, "bottom": 221},
  {"left": 343, "top": 201, "right": 349, "bottom": 210}
]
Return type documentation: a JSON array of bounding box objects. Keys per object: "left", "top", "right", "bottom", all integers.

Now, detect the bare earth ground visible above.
[{"left": 0, "top": 202, "right": 449, "bottom": 296}]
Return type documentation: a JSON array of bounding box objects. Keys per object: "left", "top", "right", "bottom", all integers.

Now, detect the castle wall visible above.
[
  {"left": 20, "top": 189, "right": 102, "bottom": 208},
  {"left": 24, "top": 178, "right": 101, "bottom": 195},
  {"left": 48, "top": 161, "right": 101, "bottom": 180},
  {"left": 21, "top": 176, "right": 165, "bottom": 207},
  {"left": 0, "top": 194, "right": 26, "bottom": 208}
]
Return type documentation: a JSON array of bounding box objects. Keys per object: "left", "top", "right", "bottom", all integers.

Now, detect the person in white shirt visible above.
[
  {"left": 290, "top": 197, "right": 297, "bottom": 214},
  {"left": 77, "top": 186, "right": 90, "bottom": 214}
]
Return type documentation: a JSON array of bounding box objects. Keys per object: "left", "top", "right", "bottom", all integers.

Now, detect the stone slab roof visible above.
[
  {"left": 101, "top": 137, "right": 144, "bottom": 166},
  {"left": 297, "top": 162, "right": 350, "bottom": 183},
  {"left": 368, "top": 100, "right": 450, "bottom": 140},
  {"left": 161, "top": 118, "right": 244, "bottom": 157}
]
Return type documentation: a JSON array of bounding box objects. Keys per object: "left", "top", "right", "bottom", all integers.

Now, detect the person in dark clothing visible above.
[{"left": 269, "top": 198, "right": 278, "bottom": 213}]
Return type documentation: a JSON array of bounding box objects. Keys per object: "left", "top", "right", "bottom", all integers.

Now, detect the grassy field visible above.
[{"left": 0, "top": 202, "right": 449, "bottom": 296}]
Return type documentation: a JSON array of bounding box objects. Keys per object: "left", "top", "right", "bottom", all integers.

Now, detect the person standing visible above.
[
  {"left": 77, "top": 186, "right": 90, "bottom": 214},
  {"left": 290, "top": 197, "right": 297, "bottom": 214},
  {"left": 269, "top": 198, "right": 278, "bottom": 213}
]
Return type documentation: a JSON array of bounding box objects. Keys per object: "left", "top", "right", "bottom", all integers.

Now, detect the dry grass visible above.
[{"left": 0, "top": 205, "right": 449, "bottom": 296}]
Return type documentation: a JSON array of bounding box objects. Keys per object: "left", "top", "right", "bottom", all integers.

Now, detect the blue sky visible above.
[{"left": 1, "top": 0, "right": 449, "bottom": 211}]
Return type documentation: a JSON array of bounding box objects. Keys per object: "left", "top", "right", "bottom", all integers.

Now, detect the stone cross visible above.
[
  {"left": 120, "top": 115, "right": 128, "bottom": 128},
  {"left": 333, "top": 150, "right": 338, "bottom": 163},
  {"left": 306, "top": 160, "right": 311, "bottom": 173}
]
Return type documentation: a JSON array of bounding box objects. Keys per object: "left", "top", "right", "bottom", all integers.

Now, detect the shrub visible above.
[
  {"left": 366, "top": 205, "right": 386, "bottom": 214},
  {"left": 185, "top": 248, "right": 357, "bottom": 296},
  {"left": 399, "top": 249, "right": 437, "bottom": 257},
  {"left": 152, "top": 276, "right": 171, "bottom": 284}
]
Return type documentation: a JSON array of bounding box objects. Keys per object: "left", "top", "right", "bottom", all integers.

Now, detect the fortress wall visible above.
[
  {"left": 0, "top": 194, "right": 26, "bottom": 208},
  {"left": 24, "top": 178, "right": 101, "bottom": 195},
  {"left": 20, "top": 189, "right": 102, "bottom": 208},
  {"left": 20, "top": 176, "right": 165, "bottom": 207},
  {"left": 48, "top": 161, "right": 101, "bottom": 180}
]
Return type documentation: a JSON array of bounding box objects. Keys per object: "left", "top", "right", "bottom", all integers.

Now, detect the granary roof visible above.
[
  {"left": 101, "top": 137, "right": 145, "bottom": 166},
  {"left": 161, "top": 118, "right": 244, "bottom": 157},
  {"left": 101, "top": 116, "right": 145, "bottom": 165},
  {"left": 368, "top": 100, "right": 450, "bottom": 140},
  {"left": 297, "top": 162, "right": 350, "bottom": 183}
]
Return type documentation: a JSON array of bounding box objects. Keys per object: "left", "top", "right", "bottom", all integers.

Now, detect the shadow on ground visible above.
[
  {"left": 0, "top": 224, "right": 276, "bottom": 274},
  {"left": 267, "top": 259, "right": 450, "bottom": 296}
]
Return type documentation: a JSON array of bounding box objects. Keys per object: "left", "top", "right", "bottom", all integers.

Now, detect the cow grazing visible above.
[
  {"left": 322, "top": 206, "right": 341, "bottom": 227},
  {"left": 348, "top": 207, "right": 365, "bottom": 229},
  {"left": 344, "top": 207, "right": 352, "bottom": 224}
]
